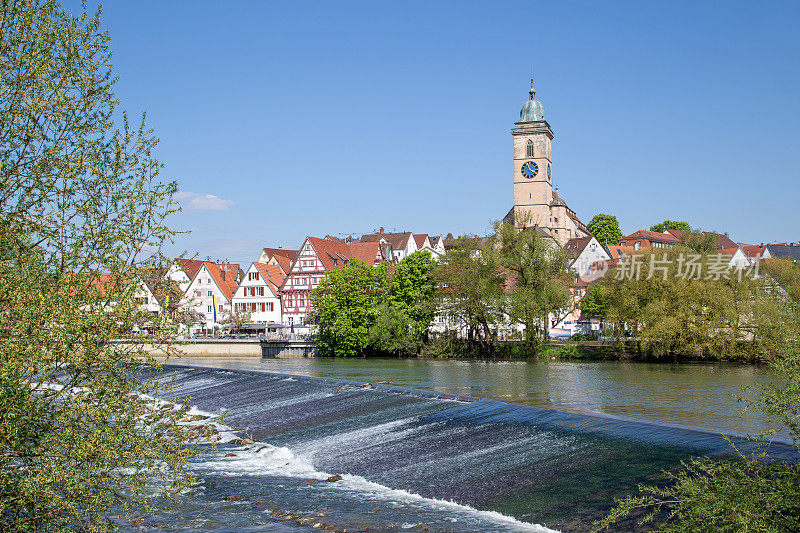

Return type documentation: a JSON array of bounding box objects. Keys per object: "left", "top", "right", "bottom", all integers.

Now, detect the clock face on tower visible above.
[{"left": 521, "top": 161, "right": 539, "bottom": 179}]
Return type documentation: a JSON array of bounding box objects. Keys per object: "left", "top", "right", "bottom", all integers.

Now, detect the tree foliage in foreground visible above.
[
  {"left": 595, "top": 341, "right": 800, "bottom": 532},
  {"left": 0, "top": 1, "right": 195, "bottom": 529},
  {"left": 587, "top": 213, "right": 624, "bottom": 247}
]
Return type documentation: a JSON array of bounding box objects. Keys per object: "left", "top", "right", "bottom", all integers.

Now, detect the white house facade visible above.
[
  {"left": 232, "top": 262, "right": 284, "bottom": 329},
  {"left": 181, "top": 262, "right": 239, "bottom": 333}
]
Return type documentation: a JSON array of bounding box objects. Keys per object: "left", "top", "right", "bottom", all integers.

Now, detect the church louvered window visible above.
[{"left": 526, "top": 140, "right": 534, "bottom": 157}]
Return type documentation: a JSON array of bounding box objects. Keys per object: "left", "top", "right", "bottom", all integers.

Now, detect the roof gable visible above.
[
  {"left": 175, "top": 258, "right": 204, "bottom": 280},
  {"left": 252, "top": 262, "right": 285, "bottom": 295}
]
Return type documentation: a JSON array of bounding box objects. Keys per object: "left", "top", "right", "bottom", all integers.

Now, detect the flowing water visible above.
[
  {"left": 168, "top": 357, "right": 784, "bottom": 436},
  {"left": 135, "top": 361, "right": 796, "bottom": 532}
]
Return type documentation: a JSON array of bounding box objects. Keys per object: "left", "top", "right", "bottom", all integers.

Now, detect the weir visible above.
[{"left": 151, "top": 365, "right": 797, "bottom": 532}]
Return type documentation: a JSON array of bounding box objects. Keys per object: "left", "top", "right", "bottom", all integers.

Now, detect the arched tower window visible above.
[{"left": 526, "top": 140, "right": 534, "bottom": 158}]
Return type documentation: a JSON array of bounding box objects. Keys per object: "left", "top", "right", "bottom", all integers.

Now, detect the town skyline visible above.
[{"left": 85, "top": 1, "right": 799, "bottom": 264}]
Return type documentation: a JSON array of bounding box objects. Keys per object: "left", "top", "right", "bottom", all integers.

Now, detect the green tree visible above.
[
  {"left": 492, "top": 219, "right": 571, "bottom": 350},
  {"left": 680, "top": 230, "right": 718, "bottom": 253},
  {"left": 761, "top": 258, "right": 800, "bottom": 303},
  {"left": 435, "top": 235, "right": 505, "bottom": 352},
  {"left": 310, "top": 260, "right": 388, "bottom": 357},
  {"left": 366, "top": 251, "right": 438, "bottom": 355},
  {"left": 601, "top": 246, "right": 792, "bottom": 360},
  {"left": 389, "top": 252, "right": 438, "bottom": 337},
  {"left": 650, "top": 220, "right": 691, "bottom": 233},
  {"left": 580, "top": 284, "right": 608, "bottom": 319},
  {"left": 0, "top": 1, "right": 195, "bottom": 529},
  {"left": 367, "top": 301, "right": 417, "bottom": 355},
  {"left": 587, "top": 213, "right": 624, "bottom": 246}
]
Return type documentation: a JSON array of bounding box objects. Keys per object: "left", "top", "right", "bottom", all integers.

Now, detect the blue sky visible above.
[{"left": 83, "top": 1, "right": 799, "bottom": 264}]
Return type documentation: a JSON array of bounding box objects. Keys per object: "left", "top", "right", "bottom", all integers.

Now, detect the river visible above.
[
  {"left": 135, "top": 358, "right": 792, "bottom": 532},
  {"left": 167, "top": 357, "right": 784, "bottom": 437}
]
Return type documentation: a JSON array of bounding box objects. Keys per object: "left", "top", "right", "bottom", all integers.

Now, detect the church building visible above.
[{"left": 503, "top": 83, "right": 589, "bottom": 246}]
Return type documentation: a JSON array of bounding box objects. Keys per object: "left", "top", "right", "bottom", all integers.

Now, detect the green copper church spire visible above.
[{"left": 519, "top": 80, "right": 545, "bottom": 122}]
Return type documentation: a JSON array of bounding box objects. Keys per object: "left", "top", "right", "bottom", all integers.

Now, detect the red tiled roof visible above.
[
  {"left": 303, "top": 237, "right": 384, "bottom": 272},
  {"left": 413, "top": 234, "right": 429, "bottom": 249},
  {"left": 605, "top": 245, "right": 637, "bottom": 264},
  {"left": 253, "top": 262, "right": 285, "bottom": 295},
  {"left": 666, "top": 229, "right": 738, "bottom": 250},
  {"left": 306, "top": 237, "right": 354, "bottom": 271},
  {"left": 176, "top": 258, "right": 204, "bottom": 280},
  {"left": 360, "top": 231, "right": 413, "bottom": 251},
  {"left": 261, "top": 248, "right": 298, "bottom": 275},
  {"left": 349, "top": 241, "right": 383, "bottom": 265},
  {"left": 714, "top": 234, "right": 738, "bottom": 249},
  {"left": 564, "top": 236, "right": 593, "bottom": 255},
  {"left": 199, "top": 262, "right": 241, "bottom": 301},
  {"left": 620, "top": 230, "right": 681, "bottom": 244},
  {"left": 740, "top": 244, "right": 764, "bottom": 258}
]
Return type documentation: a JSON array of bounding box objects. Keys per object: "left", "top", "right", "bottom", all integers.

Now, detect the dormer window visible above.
[{"left": 526, "top": 140, "right": 534, "bottom": 158}]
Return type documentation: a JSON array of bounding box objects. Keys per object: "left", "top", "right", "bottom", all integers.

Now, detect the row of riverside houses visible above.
[
  {"left": 133, "top": 231, "right": 449, "bottom": 336},
  {"left": 132, "top": 222, "right": 796, "bottom": 338},
  {"left": 551, "top": 228, "right": 800, "bottom": 338}
]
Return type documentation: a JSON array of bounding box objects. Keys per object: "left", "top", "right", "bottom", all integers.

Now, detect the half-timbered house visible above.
[{"left": 280, "top": 237, "right": 385, "bottom": 330}]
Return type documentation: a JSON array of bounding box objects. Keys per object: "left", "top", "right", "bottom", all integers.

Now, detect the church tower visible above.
[{"left": 512, "top": 83, "right": 554, "bottom": 230}]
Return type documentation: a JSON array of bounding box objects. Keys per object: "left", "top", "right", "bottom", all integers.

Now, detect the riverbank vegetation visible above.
[
  {"left": 1, "top": 1, "right": 195, "bottom": 529},
  {"left": 310, "top": 220, "right": 571, "bottom": 358},
  {"left": 589, "top": 247, "right": 799, "bottom": 362}
]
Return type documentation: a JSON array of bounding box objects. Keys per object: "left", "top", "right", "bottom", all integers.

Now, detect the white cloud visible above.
[{"left": 175, "top": 191, "right": 234, "bottom": 211}]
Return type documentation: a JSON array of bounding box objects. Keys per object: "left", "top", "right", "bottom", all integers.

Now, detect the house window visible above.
[
  {"left": 194, "top": 290, "right": 201, "bottom": 297},
  {"left": 526, "top": 139, "right": 534, "bottom": 157},
  {"left": 218, "top": 304, "right": 224, "bottom": 312},
  {"left": 634, "top": 241, "right": 641, "bottom": 250},
  {"left": 207, "top": 305, "right": 212, "bottom": 312},
  {"left": 207, "top": 290, "right": 212, "bottom": 296},
  {"left": 260, "top": 302, "right": 266, "bottom": 312},
  {"left": 259, "top": 287, "right": 265, "bottom": 296}
]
